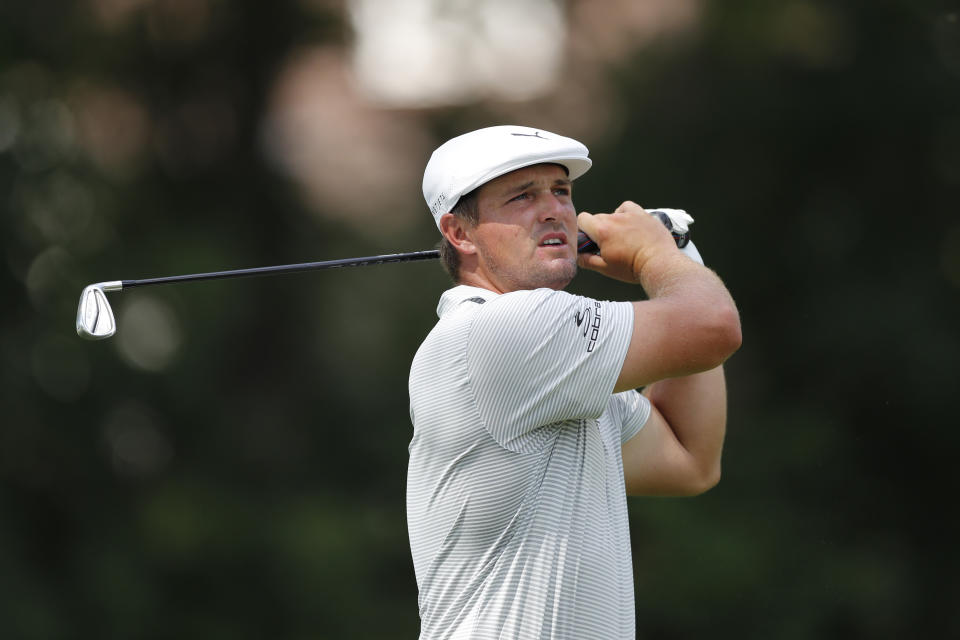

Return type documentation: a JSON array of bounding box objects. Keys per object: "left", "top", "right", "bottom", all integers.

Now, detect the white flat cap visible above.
[{"left": 422, "top": 125, "right": 592, "bottom": 229}]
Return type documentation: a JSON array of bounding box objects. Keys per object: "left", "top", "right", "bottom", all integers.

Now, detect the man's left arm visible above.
[{"left": 621, "top": 365, "right": 727, "bottom": 496}]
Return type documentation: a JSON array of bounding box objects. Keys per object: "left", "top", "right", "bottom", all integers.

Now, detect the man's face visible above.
[{"left": 467, "top": 163, "right": 578, "bottom": 293}]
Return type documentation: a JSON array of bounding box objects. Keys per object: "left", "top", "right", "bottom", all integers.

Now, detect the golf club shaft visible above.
[
  {"left": 77, "top": 216, "right": 689, "bottom": 340},
  {"left": 105, "top": 213, "right": 687, "bottom": 290},
  {"left": 119, "top": 249, "right": 440, "bottom": 289}
]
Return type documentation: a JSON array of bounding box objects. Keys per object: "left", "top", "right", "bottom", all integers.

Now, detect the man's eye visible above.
[
  {"left": 553, "top": 188, "right": 570, "bottom": 197},
  {"left": 509, "top": 193, "right": 529, "bottom": 203}
]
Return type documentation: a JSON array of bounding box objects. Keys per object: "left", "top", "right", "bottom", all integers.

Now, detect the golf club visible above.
[
  {"left": 76, "top": 211, "right": 689, "bottom": 340},
  {"left": 76, "top": 249, "right": 441, "bottom": 340}
]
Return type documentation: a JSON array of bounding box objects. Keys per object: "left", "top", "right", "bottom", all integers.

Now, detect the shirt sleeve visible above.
[
  {"left": 466, "top": 288, "right": 634, "bottom": 451},
  {"left": 610, "top": 389, "right": 652, "bottom": 445}
]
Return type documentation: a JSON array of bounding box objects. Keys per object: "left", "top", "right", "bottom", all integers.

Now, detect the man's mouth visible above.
[{"left": 539, "top": 233, "right": 567, "bottom": 247}]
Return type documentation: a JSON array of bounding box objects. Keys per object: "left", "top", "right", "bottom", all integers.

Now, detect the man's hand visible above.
[
  {"left": 581, "top": 201, "right": 740, "bottom": 390},
  {"left": 576, "top": 202, "right": 682, "bottom": 283}
]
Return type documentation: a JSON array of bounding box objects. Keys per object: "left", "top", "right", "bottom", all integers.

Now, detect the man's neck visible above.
[{"left": 458, "top": 270, "right": 507, "bottom": 294}]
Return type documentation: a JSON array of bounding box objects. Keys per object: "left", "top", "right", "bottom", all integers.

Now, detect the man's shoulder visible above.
[
  {"left": 485, "top": 287, "right": 578, "bottom": 313},
  {"left": 436, "top": 285, "right": 579, "bottom": 321},
  {"left": 437, "top": 285, "right": 499, "bottom": 318},
  {"left": 471, "top": 288, "right": 584, "bottom": 340}
]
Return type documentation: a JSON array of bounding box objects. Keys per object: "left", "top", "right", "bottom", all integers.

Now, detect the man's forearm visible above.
[{"left": 642, "top": 365, "right": 728, "bottom": 484}]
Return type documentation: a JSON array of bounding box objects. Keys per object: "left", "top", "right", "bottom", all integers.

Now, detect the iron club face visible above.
[{"left": 76, "top": 281, "right": 122, "bottom": 340}]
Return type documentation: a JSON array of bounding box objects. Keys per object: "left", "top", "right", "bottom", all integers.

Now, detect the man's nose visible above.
[{"left": 539, "top": 195, "right": 571, "bottom": 223}]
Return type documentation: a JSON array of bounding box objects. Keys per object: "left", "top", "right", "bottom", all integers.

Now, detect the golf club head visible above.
[{"left": 76, "top": 281, "right": 122, "bottom": 340}]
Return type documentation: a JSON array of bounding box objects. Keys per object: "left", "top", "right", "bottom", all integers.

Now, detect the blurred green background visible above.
[{"left": 2, "top": 0, "right": 958, "bottom": 638}]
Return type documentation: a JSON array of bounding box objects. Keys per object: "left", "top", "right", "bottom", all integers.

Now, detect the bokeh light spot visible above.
[
  {"left": 71, "top": 82, "right": 150, "bottom": 179},
  {"left": 13, "top": 99, "right": 76, "bottom": 172},
  {"left": 116, "top": 295, "right": 182, "bottom": 371},
  {"left": 103, "top": 401, "right": 173, "bottom": 477},
  {"left": 348, "top": 0, "right": 565, "bottom": 106},
  {"left": 25, "top": 246, "right": 75, "bottom": 310},
  {"left": 0, "top": 96, "right": 21, "bottom": 151}
]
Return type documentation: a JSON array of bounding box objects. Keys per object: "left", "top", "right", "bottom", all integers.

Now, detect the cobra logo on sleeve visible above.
[{"left": 574, "top": 300, "right": 603, "bottom": 352}]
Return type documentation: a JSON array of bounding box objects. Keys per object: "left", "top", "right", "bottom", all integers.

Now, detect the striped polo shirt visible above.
[{"left": 407, "top": 285, "right": 650, "bottom": 639}]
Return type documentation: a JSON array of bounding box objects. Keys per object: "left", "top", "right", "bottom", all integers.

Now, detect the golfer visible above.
[{"left": 407, "top": 125, "right": 741, "bottom": 639}]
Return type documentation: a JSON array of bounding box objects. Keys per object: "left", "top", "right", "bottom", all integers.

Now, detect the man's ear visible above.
[{"left": 439, "top": 213, "right": 477, "bottom": 255}]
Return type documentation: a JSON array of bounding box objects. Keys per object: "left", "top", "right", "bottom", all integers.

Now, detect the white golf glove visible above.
[
  {"left": 649, "top": 207, "right": 694, "bottom": 233},
  {"left": 648, "top": 208, "right": 703, "bottom": 265}
]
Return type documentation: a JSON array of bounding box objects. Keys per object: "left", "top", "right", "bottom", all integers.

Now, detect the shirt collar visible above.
[{"left": 437, "top": 285, "right": 500, "bottom": 318}]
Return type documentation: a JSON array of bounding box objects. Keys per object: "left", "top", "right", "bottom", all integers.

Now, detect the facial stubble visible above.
[{"left": 481, "top": 243, "right": 578, "bottom": 292}]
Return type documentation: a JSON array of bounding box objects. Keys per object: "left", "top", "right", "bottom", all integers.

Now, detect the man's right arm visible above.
[
  {"left": 576, "top": 202, "right": 741, "bottom": 390},
  {"left": 578, "top": 202, "right": 741, "bottom": 496}
]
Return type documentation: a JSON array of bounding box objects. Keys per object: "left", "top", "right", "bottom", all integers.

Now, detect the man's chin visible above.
[
  {"left": 532, "top": 260, "right": 577, "bottom": 290},
  {"left": 483, "top": 254, "right": 577, "bottom": 292}
]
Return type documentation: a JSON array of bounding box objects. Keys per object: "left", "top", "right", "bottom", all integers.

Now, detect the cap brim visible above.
[{"left": 450, "top": 155, "right": 593, "bottom": 214}]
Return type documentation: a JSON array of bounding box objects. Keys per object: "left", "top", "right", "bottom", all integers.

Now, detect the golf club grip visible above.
[
  {"left": 577, "top": 210, "right": 690, "bottom": 254},
  {"left": 120, "top": 250, "right": 441, "bottom": 289}
]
